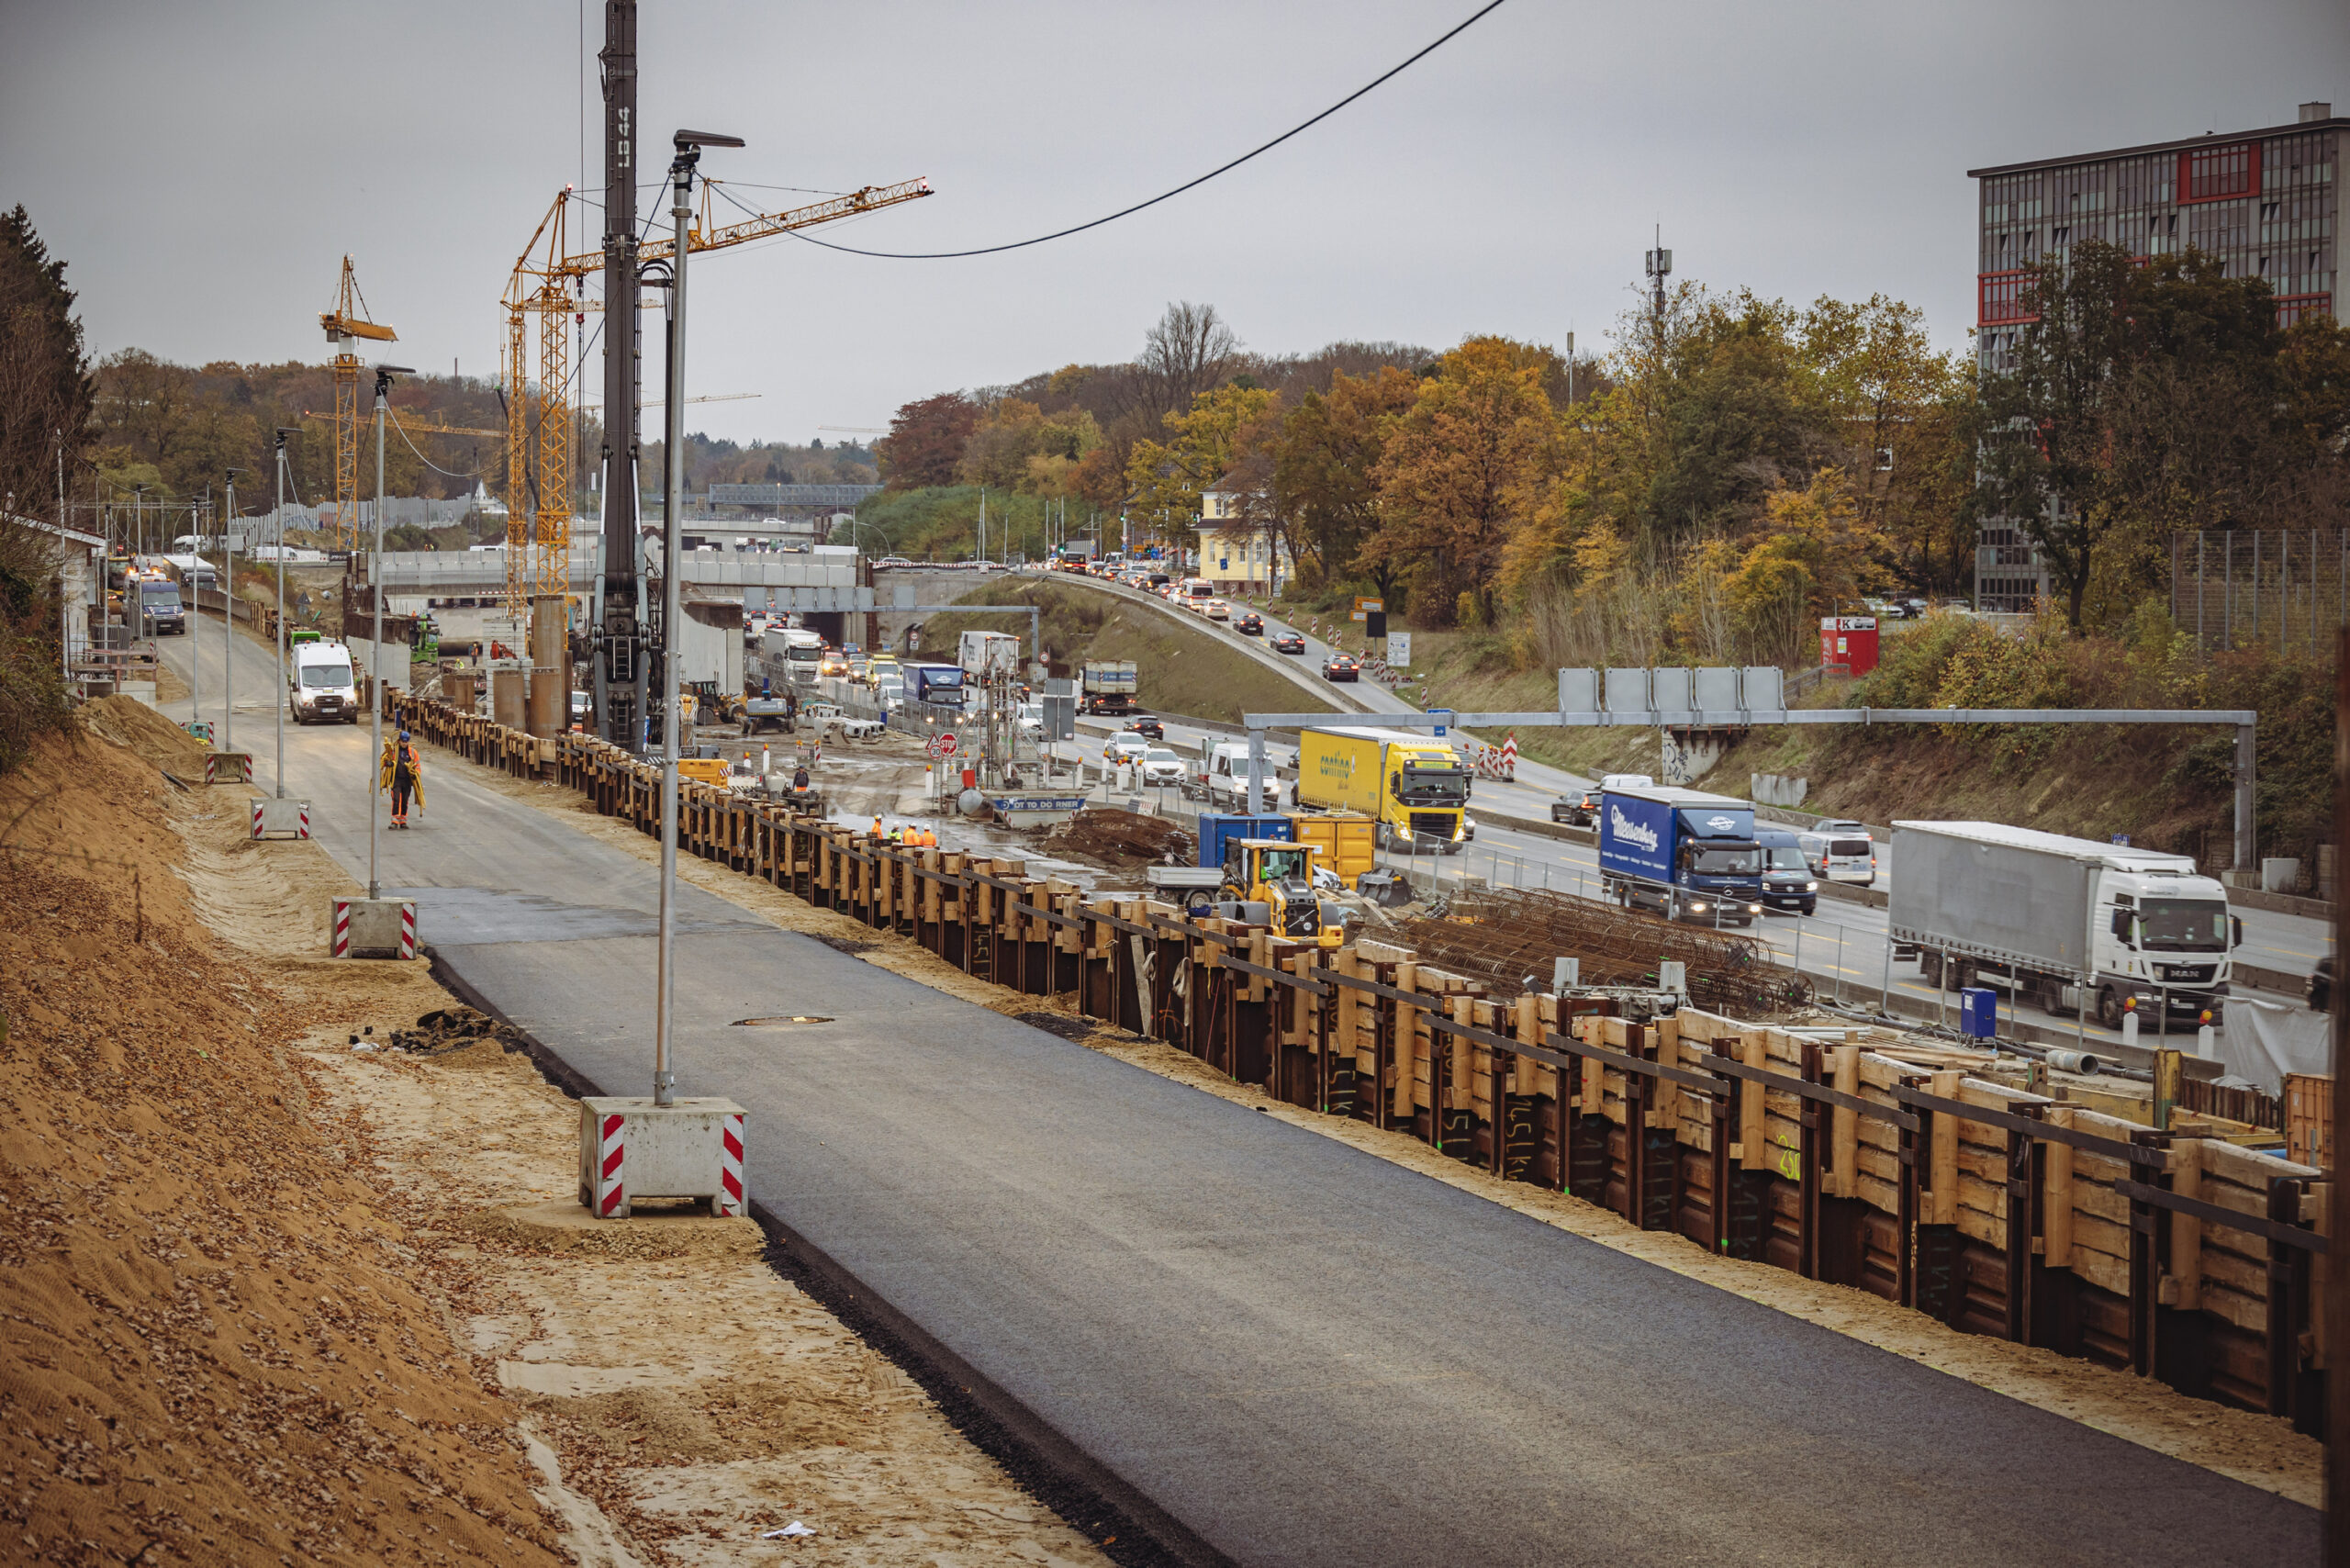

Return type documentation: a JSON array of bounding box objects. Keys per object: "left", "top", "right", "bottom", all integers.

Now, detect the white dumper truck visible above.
[{"left": 1889, "top": 821, "right": 2242, "bottom": 1030}]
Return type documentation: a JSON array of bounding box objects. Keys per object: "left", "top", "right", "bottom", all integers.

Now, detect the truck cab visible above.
[{"left": 1597, "top": 785, "right": 1765, "bottom": 926}]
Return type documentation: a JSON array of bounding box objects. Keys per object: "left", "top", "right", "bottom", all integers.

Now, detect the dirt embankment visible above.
[
  {"left": 0, "top": 705, "right": 564, "bottom": 1567},
  {"left": 0, "top": 699, "right": 1113, "bottom": 1567}
]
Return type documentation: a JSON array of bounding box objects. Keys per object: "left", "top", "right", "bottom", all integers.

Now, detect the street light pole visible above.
[
  {"left": 655, "top": 128, "right": 743, "bottom": 1110},
  {"left": 274, "top": 430, "right": 299, "bottom": 798},
  {"left": 368, "top": 365, "right": 413, "bottom": 901},
  {"left": 223, "top": 468, "right": 244, "bottom": 751},
  {"left": 191, "top": 487, "right": 206, "bottom": 734}
]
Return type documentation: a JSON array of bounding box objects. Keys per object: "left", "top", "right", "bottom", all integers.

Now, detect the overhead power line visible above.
[{"left": 783, "top": 0, "right": 1509, "bottom": 260}]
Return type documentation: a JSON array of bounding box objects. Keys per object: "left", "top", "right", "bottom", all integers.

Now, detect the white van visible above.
[
  {"left": 290, "top": 640, "right": 360, "bottom": 724},
  {"left": 1798, "top": 819, "right": 1877, "bottom": 885},
  {"left": 1202, "top": 740, "right": 1294, "bottom": 809}
]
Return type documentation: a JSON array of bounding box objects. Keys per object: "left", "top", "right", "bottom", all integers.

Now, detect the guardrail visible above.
[{"left": 386, "top": 685, "right": 2333, "bottom": 1435}]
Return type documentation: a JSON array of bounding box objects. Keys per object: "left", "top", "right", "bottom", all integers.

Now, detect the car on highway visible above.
[
  {"left": 1551, "top": 789, "right": 1599, "bottom": 825},
  {"left": 1321, "top": 654, "right": 1360, "bottom": 682},
  {"left": 1103, "top": 733, "right": 1152, "bottom": 765},
  {"left": 1138, "top": 747, "right": 1186, "bottom": 787},
  {"left": 1270, "top": 631, "right": 1306, "bottom": 654},
  {"left": 1235, "top": 612, "right": 1263, "bottom": 634},
  {"left": 2311, "top": 955, "right": 2333, "bottom": 1013},
  {"left": 819, "top": 651, "right": 847, "bottom": 677},
  {"left": 1754, "top": 829, "right": 1819, "bottom": 914},
  {"left": 1125, "top": 714, "right": 1166, "bottom": 739},
  {"left": 570, "top": 689, "right": 590, "bottom": 725},
  {"left": 1203, "top": 599, "right": 1231, "bottom": 621}
]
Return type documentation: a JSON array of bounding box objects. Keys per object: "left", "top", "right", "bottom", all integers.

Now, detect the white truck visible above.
[
  {"left": 1079, "top": 660, "right": 1138, "bottom": 716},
  {"left": 764, "top": 626, "right": 825, "bottom": 687},
  {"left": 1889, "top": 821, "right": 2242, "bottom": 1030},
  {"left": 959, "top": 629, "right": 1021, "bottom": 679}
]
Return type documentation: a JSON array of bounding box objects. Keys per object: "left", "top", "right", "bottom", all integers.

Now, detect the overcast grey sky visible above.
[{"left": 4, "top": 1, "right": 2344, "bottom": 445}]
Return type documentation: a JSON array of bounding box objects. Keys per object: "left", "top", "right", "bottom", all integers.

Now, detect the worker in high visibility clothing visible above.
[{"left": 382, "top": 728, "right": 424, "bottom": 828}]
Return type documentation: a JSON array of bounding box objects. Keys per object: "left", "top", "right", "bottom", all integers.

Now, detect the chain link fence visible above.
[{"left": 2171, "top": 529, "right": 2349, "bottom": 655}]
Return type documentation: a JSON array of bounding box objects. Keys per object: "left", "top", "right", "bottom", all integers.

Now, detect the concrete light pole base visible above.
[
  {"left": 578, "top": 1097, "right": 748, "bottom": 1219},
  {"left": 252, "top": 798, "right": 312, "bottom": 839},
  {"left": 330, "top": 897, "right": 417, "bottom": 958}
]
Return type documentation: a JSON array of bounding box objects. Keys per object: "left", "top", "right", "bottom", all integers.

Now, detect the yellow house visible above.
[{"left": 1199, "top": 484, "right": 1290, "bottom": 593}]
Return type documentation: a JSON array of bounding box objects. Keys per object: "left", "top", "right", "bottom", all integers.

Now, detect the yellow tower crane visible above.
[
  {"left": 498, "top": 176, "right": 932, "bottom": 615},
  {"left": 319, "top": 258, "right": 398, "bottom": 551}
]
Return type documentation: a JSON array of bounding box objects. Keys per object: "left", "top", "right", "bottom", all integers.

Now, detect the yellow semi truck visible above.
[{"left": 1297, "top": 726, "right": 1467, "bottom": 854}]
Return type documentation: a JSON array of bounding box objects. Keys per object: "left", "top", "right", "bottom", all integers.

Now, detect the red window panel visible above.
[
  {"left": 2277, "top": 293, "right": 2333, "bottom": 328},
  {"left": 2177, "top": 141, "right": 2259, "bottom": 204},
  {"left": 1979, "top": 271, "right": 2035, "bottom": 325}
]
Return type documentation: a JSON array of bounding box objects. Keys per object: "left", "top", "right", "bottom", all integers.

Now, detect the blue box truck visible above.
[{"left": 1597, "top": 785, "right": 1765, "bottom": 927}]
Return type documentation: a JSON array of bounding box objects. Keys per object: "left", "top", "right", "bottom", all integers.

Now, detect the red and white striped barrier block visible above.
[
  {"left": 596, "top": 1112, "right": 628, "bottom": 1217},
  {"left": 716, "top": 1112, "right": 746, "bottom": 1216},
  {"left": 251, "top": 798, "right": 312, "bottom": 839},
  {"left": 576, "top": 1097, "right": 749, "bottom": 1220},
  {"left": 330, "top": 897, "right": 418, "bottom": 959},
  {"left": 204, "top": 750, "right": 253, "bottom": 785}
]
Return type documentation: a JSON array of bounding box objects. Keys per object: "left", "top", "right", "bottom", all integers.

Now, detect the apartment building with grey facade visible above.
[{"left": 1966, "top": 101, "right": 2341, "bottom": 611}]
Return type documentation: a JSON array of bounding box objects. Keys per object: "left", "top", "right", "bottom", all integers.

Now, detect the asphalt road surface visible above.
[{"left": 155, "top": 616, "right": 2318, "bottom": 1567}]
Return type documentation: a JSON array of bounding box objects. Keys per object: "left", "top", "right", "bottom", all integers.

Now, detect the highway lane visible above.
[
  {"left": 1018, "top": 575, "right": 2330, "bottom": 983},
  {"left": 165, "top": 608, "right": 2325, "bottom": 1036},
  {"left": 164, "top": 648, "right": 2316, "bottom": 1566},
  {"left": 993, "top": 700, "right": 2327, "bottom": 1045}
]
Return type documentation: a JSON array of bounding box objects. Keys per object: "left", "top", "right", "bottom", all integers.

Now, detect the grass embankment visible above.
[
  {"left": 1303, "top": 609, "right": 2326, "bottom": 867},
  {"left": 922, "top": 577, "right": 1337, "bottom": 727}
]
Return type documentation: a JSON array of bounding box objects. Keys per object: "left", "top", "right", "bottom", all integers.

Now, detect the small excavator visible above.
[{"left": 1215, "top": 837, "right": 1346, "bottom": 948}]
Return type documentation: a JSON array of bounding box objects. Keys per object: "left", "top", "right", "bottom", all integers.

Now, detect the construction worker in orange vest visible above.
[{"left": 382, "top": 729, "right": 424, "bottom": 828}]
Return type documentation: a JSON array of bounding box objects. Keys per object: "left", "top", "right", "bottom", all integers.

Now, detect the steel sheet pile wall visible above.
[{"left": 388, "top": 691, "right": 2338, "bottom": 1435}]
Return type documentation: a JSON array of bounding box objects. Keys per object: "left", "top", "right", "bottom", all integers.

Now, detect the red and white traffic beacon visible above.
[{"left": 1819, "top": 615, "right": 1879, "bottom": 678}]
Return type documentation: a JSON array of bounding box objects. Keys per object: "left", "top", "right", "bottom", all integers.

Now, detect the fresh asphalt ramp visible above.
[{"left": 243, "top": 715, "right": 2315, "bottom": 1567}]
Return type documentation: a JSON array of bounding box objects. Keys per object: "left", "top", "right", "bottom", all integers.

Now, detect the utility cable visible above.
[
  {"left": 782, "top": 0, "right": 1508, "bottom": 260},
  {"left": 386, "top": 409, "right": 492, "bottom": 478}
]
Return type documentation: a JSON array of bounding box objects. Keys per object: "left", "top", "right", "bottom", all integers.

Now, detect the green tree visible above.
[
  {"left": 1366, "top": 337, "right": 1552, "bottom": 626},
  {"left": 1274, "top": 364, "right": 1418, "bottom": 589},
  {"left": 1124, "top": 384, "right": 1277, "bottom": 544},
  {"left": 874, "top": 392, "right": 978, "bottom": 489},
  {"left": 1976, "top": 240, "right": 2294, "bottom": 627},
  {"left": 0, "top": 206, "right": 91, "bottom": 769}
]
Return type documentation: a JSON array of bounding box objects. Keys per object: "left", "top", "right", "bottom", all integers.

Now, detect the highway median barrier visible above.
[{"left": 384, "top": 687, "right": 2331, "bottom": 1435}]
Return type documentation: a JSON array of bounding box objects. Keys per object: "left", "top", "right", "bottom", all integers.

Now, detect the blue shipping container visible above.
[{"left": 1196, "top": 813, "right": 1293, "bottom": 869}]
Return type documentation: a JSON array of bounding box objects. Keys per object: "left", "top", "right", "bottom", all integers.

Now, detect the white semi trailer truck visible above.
[{"left": 1889, "top": 821, "right": 2242, "bottom": 1030}]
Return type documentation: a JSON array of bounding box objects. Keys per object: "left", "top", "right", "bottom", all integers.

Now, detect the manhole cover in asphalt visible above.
[
  {"left": 732, "top": 1016, "right": 835, "bottom": 1026},
  {"left": 813, "top": 935, "right": 877, "bottom": 956},
  {"left": 1014, "top": 1012, "right": 1093, "bottom": 1043}
]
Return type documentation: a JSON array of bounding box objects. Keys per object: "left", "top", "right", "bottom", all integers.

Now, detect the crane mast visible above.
[{"left": 319, "top": 257, "right": 396, "bottom": 552}]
